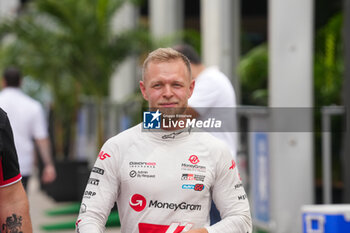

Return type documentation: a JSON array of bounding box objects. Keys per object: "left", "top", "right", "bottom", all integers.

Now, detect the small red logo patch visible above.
[
  {"left": 229, "top": 160, "right": 236, "bottom": 170},
  {"left": 130, "top": 194, "right": 147, "bottom": 212},
  {"left": 194, "top": 184, "right": 204, "bottom": 191},
  {"left": 98, "top": 151, "right": 111, "bottom": 160},
  {"left": 189, "top": 155, "right": 200, "bottom": 164},
  {"left": 75, "top": 219, "right": 81, "bottom": 227}
]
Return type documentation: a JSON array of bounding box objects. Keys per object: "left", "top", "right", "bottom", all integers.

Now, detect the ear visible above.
[
  {"left": 188, "top": 79, "right": 195, "bottom": 98},
  {"left": 139, "top": 81, "right": 148, "bottom": 101}
]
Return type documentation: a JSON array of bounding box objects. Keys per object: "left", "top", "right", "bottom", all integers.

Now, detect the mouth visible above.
[{"left": 158, "top": 103, "right": 178, "bottom": 108}]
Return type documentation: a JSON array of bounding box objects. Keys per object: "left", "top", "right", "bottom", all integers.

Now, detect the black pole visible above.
[{"left": 342, "top": 0, "right": 350, "bottom": 203}]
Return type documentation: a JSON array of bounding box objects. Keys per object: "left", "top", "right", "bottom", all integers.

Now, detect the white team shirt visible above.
[
  {"left": 0, "top": 88, "right": 48, "bottom": 176},
  {"left": 188, "top": 66, "right": 237, "bottom": 158},
  {"left": 76, "top": 123, "right": 251, "bottom": 233}
]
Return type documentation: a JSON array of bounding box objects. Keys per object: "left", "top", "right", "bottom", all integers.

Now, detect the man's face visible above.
[{"left": 140, "top": 59, "right": 194, "bottom": 114}]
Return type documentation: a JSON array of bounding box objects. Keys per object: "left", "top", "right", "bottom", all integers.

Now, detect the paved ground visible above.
[{"left": 27, "top": 174, "right": 121, "bottom": 233}]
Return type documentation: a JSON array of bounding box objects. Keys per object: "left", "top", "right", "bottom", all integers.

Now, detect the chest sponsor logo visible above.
[
  {"left": 129, "top": 170, "right": 156, "bottom": 179},
  {"left": 92, "top": 167, "right": 104, "bottom": 175},
  {"left": 149, "top": 200, "right": 201, "bottom": 211},
  {"left": 129, "top": 161, "right": 156, "bottom": 168},
  {"left": 181, "top": 163, "right": 206, "bottom": 173},
  {"left": 188, "top": 155, "right": 200, "bottom": 164},
  {"left": 130, "top": 194, "right": 147, "bottom": 212},
  {"left": 182, "top": 184, "right": 205, "bottom": 191},
  {"left": 138, "top": 223, "right": 193, "bottom": 233},
  {"left": 88, "top": 178, "right": 100, "bottom": 186},
  {"left": 130, "top": 194, "right": 202, "bottom": 212},
  {"left": 98, "top": 151, "right": 111, "bottom": 160},
  {"left": 181, "top": 173, "right": 205, "bottom": 182}
]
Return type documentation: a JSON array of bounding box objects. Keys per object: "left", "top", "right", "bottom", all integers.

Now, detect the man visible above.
[
  {"left": 0, "top": 107, "right": 32, "bottom": 232},
  {"left": 76, "top": 48, "right": 252, "bottom": 233},
  {"left": 173, "top": 44, "right": 237, "bottom": 158},
  {"left": 0, "top": 67, "right": 56, "bottom": 190},
  {"left": 174, "top": 44, "right": 238, "bottom": 225}
]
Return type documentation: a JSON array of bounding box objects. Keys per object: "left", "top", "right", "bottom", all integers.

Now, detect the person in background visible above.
[
  {"left": 76, "top": 48, "right": 251, "bottom": 233},
  {"left": 0, "top": 107, "right": 32, "bottom": 232},
  {"left": 0, "top": 67, "right": 56, "bottom": 191},
  {"left": 174, "top": 44, "right": 238, "bottom": 225}
]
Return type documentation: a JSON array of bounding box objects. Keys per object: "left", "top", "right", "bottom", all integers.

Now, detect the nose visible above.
[{"left": 162, "top": 85, "right": 173, "bottom": 99}]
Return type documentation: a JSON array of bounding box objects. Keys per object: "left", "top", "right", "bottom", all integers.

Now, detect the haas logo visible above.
[
  {"left": 98, "top": 151, "right": 111, "bottom": 160},
  {"left": 130, "top": 194, "right": 147, "bottom": 212},
  {"left": 139, "top": 223, "right": 193, "bottom": 233},
  {"left": 188, "top": 155, "right": 199, "bottom": 164}
]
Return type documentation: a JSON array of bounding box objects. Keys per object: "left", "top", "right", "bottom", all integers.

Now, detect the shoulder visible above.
[
  {"left": 103, "top": 123, "right": 142, "bottom": 150},
  {"left": 195, "top": 131, "right": 231, "bottom": 155}
]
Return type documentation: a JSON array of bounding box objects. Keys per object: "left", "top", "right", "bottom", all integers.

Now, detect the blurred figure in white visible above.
[{"left": 0, "top": 67, "right": 56, "bottom": 191}]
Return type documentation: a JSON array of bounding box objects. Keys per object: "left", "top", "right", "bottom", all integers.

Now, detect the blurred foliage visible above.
[
  {"left": 0, "top": 0, "right": 153, "bottom": 158},
  {"left": 314, "top": 13, "right": 343, "bottom": 107},
  {"left": 238, "top": 44, "right": 268, "bottom": 106},
  {"left": 238, "top": 13, "right": 343, "bottom": 107},
  {"left": 238, "top": 13, "right": 344, "bottom": 187}
]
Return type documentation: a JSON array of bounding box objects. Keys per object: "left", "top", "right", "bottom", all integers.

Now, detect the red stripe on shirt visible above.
[{"left": 0, "top": 157, "right": 22, "bottom": 187}]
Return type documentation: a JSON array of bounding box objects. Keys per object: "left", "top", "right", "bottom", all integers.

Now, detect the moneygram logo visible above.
[
  {"left": 130, "top": 194, "right": 202, "bottom": 213},
  {"left": 130, "top": 194, "right": 147, "bottom": 212}
]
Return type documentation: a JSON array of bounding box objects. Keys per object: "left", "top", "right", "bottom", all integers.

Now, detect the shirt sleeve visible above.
[
  {"left": 31, "top": 103, "right": 48, "bottom": 140},
  {"left": 76, "top": 138, "right": 120, "bottom": 233},
  {"left": 206, "top": 146, "right": 252, "bottom": 233},
  {"left": 0, "top": 109, "right": 22, "bottom": 188}
]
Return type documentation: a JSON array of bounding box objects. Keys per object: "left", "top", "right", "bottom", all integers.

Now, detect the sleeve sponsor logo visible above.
[
  {"left": 181, "top": 174, "right": 205, "bottom": 182},
  {"left": 76, "top": 219, "right": 82, "bottom": 228},
  {"left": 92, "top": 167, "right": 104, "bottom": 175},
  {"left": 83, "top": 190, "right": 96, "bottom": 199},
  {"left": 188, "top": 155, "right": 200, "bottom": 164},
  {"left": 182, "top": 184, "right": 205, "bottom": 192},
  {"left": 229, "top": 160, "right": 236, "bottom": 170},
  {"left": 238, "top": 194, "right": 247, "bottom": 200},
  {"left": 138, "top": 222, "right": 193, "bottom": 233},
  {"left": 235, "top": 183, "right": 243, "bottom": 189},
  {"left": 79, "top": 203, "right": 87, "bottom": 213},
  {"left": 88, "top": 178, "right": 100, "bottom": 186},
  {"left": 98, "top": 151, "right": 111, "bottom": 160}
]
